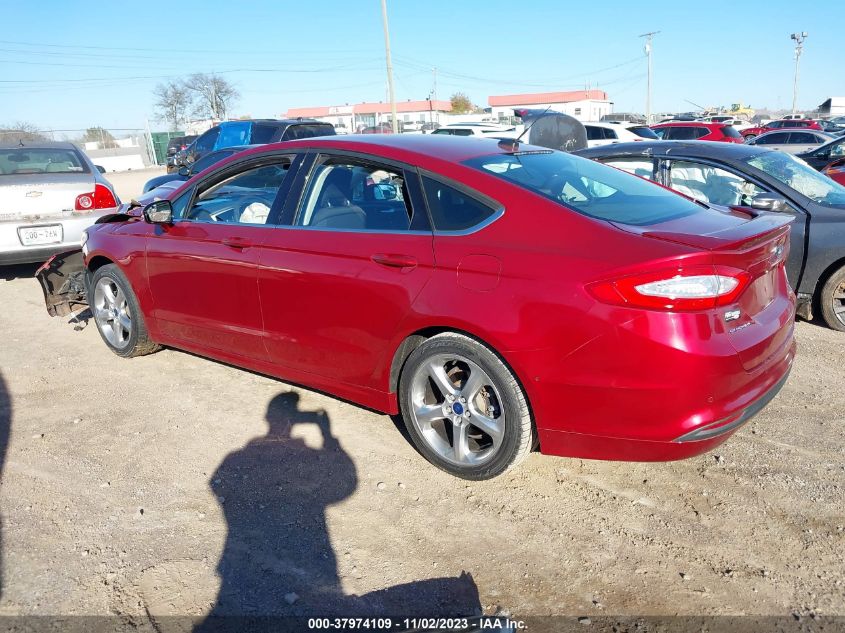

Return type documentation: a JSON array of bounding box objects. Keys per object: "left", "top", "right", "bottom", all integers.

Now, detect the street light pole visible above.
[
  {"left": 380, "top": 0, "right": 398, "bottom": 133},
  {"left": 639, "top": 31, "right": 659, "bottom": 124},
  {"left": 790, "top": 31, "right": 808, "bottom": 115}
]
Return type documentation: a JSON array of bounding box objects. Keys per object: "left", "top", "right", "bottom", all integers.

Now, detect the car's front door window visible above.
[
  {"left": 181, "top": 160, "right": 291, "bottom": 224},
  {"left": 668, "top": 160, "right": 765, "bottom": 206}
]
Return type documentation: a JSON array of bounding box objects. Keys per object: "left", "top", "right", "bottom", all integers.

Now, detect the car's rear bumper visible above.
[
  {"left": 0, "top": 211, "right": 113, "bottom": 265},
  {"left": 508, "top": 307, "right": 796, "bottom": 462},
  {"left": 534, "top": 348, "right": 793, "bottom": 462}
]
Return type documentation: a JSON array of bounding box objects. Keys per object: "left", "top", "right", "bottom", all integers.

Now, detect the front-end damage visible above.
[{"left": 35, "top": 249, "right": 88, "bottom": 316}]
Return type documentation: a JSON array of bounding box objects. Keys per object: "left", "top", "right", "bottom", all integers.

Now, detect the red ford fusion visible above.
[{"left": 36, "top": 135, "right": 795, "bottom": 480}]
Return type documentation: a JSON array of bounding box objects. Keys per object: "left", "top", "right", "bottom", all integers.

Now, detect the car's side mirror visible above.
[
  {"left": 95, "top": 165, "right": 106, "bottom": 174},
  {"left": 143, "top": 200, "right": 173, "bottom": 224},
  {"left": 750, "top": 193, "right": 792, "bottom": 213},
  {"left": 178, "top": 166, "right": 190, "bottom": 177}
]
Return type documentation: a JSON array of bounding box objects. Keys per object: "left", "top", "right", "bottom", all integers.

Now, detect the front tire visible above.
[
  {"left": 90, "top": 264, "right": 160, "bottom": 357},
  {"left": 398, "top": 333, "right": 534, "bottom": 480},
  {"left": 819, "top": 266, "right": 845, "bottom": 332}
]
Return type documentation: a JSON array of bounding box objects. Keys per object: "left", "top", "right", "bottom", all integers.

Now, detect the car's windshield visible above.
[
  {"left": 745, "top": 151, "right": 845, "bottom": 206},
  {"left": 0, "top": 148, "right": 88, "bottom": 175},
  {"left": 463, "top": 150, "right": 703, "bottom": 226}
]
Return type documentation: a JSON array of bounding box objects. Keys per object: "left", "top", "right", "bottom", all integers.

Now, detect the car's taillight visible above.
[
  {"left": 588, "top": 265, "right": 752, "bottom": 311},
  {"left": 74, "top": 184, "right": 117, "bottom": 213}
]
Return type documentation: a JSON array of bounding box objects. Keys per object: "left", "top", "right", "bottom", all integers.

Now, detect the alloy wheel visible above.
[
  {"left": 833, "top": 281, "right": 845, "bottom": 327},
  {"left": 93, "top": 277, "right": 132, "bottom": 349},
  {"left": 408, "top": 353, "right": 505, "bottom": 466}
]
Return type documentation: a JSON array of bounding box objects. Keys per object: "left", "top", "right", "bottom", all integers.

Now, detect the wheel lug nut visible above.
[{"left": 464, "top": 411, "right": 470, "bottom": 418}]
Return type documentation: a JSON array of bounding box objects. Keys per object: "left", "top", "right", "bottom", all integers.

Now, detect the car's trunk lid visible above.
[
  {"left": 0, "top": 173, "right": 94, "bottom": 222},
  {"left": 615, "top": 208, "right": 794, "bottom": 372}
]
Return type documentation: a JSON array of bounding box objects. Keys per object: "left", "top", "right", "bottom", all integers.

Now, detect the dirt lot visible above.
[
  {"left": 0, "top": 189, "right": 843, "bottom": 625},
  {"left": 105, "top": 167, "right": 167, "bottom": 202}
]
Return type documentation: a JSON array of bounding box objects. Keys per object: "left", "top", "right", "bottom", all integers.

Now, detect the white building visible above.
[
  {"left": 285, "top": 99, "right": 452, "bottom": 132},
  {"left": 488, "top": 89, "right": 613, "bottom": 122}
]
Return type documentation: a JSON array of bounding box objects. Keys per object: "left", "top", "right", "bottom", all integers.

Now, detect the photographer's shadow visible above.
[{"left": 198, "top": 392, "right": 480, "bottom": 627}]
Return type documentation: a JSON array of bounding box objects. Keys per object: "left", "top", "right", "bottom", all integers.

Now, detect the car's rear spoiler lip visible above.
[
  {"left": 35, "top": 249, "right": 88, "bottom": 317},
  {"left": 615, "top": 212, "right": 794, "bottom": 252}
]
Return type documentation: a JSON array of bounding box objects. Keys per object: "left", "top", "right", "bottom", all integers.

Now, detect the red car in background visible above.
[
  {"left": 651, "top": 122, "right": 745, "bottom": 143},
  {"left": 823, "top": 157, "right": 845, "bottom": 186},
  {"left": 741, "top": 119, "right": 823, "bottom": 141},
  {"left": 36, "top": 135, "right": 795, "bottom": 480}
]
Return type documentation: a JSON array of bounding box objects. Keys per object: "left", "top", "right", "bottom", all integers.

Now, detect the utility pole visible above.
[
  {"left": 432, "top": 67, "right": 438, "bottom": 123},
  {"left": 790, "top": 32, "right": 808, "bottom": 114},
  {"left": 639, "top": 31, "right": 659, "bottom": 124},
  {"left": 380, "top": 0, "right": 398, "bottom": 133}
]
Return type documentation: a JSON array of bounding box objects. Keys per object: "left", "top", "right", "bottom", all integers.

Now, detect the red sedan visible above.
[
  {"left": 37, "top": 135, "right": 795, "bottom": 479},
  {"left": 651, "top": 122, "right": 745, "bottom": 143}
]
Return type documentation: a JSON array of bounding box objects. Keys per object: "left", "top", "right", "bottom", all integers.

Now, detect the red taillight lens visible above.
[
  {"left": 588, "top": 265, "right": 752, "bottom": 311},
  {"left": 74, "top": 184, "right": 117, "bottom": 213}
]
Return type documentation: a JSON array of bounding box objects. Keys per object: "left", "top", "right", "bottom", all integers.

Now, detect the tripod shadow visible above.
[{"left": 197, "top": 392, "right": 480, "bottom": 628}]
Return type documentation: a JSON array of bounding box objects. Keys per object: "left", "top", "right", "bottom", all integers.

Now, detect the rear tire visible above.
[
  {"left": 398, "top": 332, "right": 534, "bottom": 480},
  {"left": 819, "top": 266, "right": 845, "bottom": 332},
  {"left": 90, "top": 264, "right": 160, "bottom": 357},
  {"left": 743, "top": 134, "right": 756, "bottom": 142}
]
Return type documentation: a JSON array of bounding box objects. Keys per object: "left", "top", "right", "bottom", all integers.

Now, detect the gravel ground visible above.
[
  {"left": 105, "top": 167, "right": 166, "bottom": 202},
  {"left": 0, "top": 243, "right": 843, "bottom": 624}
]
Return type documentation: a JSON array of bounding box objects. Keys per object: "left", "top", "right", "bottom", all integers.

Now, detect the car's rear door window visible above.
[
  {"left": 668, "top": 160, "right": 765, "bottom": 206},
  {"left": 295, "top": 157, "right": 415, "bottom": 231},
  {"left": 788, "top": 132, "right": 818, "bottom": 145},
  {"left": 463, "top": 151, "right": 703, "bottom": 226}
]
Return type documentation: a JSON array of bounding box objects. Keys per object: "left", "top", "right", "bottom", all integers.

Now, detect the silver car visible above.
[
  {"left": 0, "top": 141, "right": 120, "bottom": 265},
  {"left": 747, "top": 130, "right": 834, "bottom": 155}
]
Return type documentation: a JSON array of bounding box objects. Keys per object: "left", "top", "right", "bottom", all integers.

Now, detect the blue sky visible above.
[{"left": 1, "top": 0, "right": 840, "bottom": 132}]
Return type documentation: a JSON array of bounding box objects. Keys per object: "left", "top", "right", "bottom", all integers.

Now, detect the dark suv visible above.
[{"left": 184, "top": 119, "right": 335, "bottom": 165}]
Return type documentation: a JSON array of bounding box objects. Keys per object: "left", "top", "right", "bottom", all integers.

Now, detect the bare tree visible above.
[
  {"left": 153, "top": 81, "right": 192, "bottom": 130},
  {"left": 0, "top": 121, "right": 48, "bottom": 143},
  {"left": 80, "top": 127, "right": 118, "bottom": 149},
  {"left": 184, "top": 73, "right": 239, "bottom": 121}
]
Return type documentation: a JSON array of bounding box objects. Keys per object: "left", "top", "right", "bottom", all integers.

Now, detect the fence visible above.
[{"left": 0, "top": 127, "right": 160, "bottom": 172}]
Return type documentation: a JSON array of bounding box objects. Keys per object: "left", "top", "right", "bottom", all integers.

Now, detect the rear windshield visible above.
[
  {"left": 0, "top": 148, "right": 88, "bottom": 175},
  {"left": 628, "top": 126, "right": 659, "bottom": 139},
  {"left": 280, "top": 124, "right": 336, "bottom": 141},
  {"left": 462, "top": 150, "right": 703, "bottom": 226},
  {"left": 720, "top": 125, "right": 743, "bottom": 139}
]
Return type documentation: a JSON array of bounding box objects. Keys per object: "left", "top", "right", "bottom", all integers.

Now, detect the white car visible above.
[
  {"left": 583, "top": 121, "right": 659, "bottom": 148},
  {"left": 431, "top": 123, "right": 517, "bottom": 138},
  {"left": 747, "top": 130, "right": 834, "bottom": 154},
  {"left": 0, "top": 141, "right": 120, "bottom": 265}
]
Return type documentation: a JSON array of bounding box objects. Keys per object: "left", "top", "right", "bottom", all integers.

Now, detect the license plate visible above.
[{"left": 18, "top": 225, "right": 63, "bottom": 246}]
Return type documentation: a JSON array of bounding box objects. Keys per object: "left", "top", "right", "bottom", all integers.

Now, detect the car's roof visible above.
[
  {"left": 652, "top": 121, "right": 724, "bottom": 128},
  {"left": 753, "top": 129, "right": 833, "bottom": 140},
  {"left": 218, "top": 118, "right": 327, "bottom": 126},
  {"left": 576, "top": 140, "right": 769, "bottom": 161},
  {"left": 0, "top": 140, "right": 80, "bottom": 150},
  {"left": 238, "top": 134, "right": 535, "bottom": 164}
]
